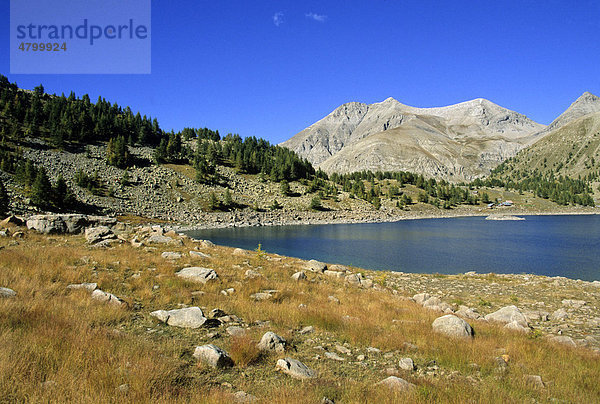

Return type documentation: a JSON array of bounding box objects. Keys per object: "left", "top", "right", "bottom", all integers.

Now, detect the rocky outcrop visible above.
[{"left": 27, "top": 214, "right": 117, "bottom": 234}]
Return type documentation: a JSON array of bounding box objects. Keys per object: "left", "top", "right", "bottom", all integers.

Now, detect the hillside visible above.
[
  {"left": 493, "top": 111, "right": 600, "bottom": 185},
  {"left": 282, "top": 97, "right": 545, "bottom": 180},
  {"left": 0, "top": 222, "right": 599, "bottom": 403}
]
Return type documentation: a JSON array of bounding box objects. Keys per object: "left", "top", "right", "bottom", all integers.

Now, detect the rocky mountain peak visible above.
[{"left": 547, "top": 91, "right": 600, "bottom": 132}]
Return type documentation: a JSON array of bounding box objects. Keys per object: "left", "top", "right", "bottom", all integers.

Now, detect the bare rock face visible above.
[
  {"left": 276, "top": 358, "right": 317, "bottom": 379},
  {"left": 193, "top": 344, "right": 233, "bottom": 368},
  {"left": 432, "top": 314, "right": 474, "bottom": 338},
  {"left": 27, "top": 214, "right": 116, "bottom": 234},
  {"left": 282, "top": 97, "right": 544, "bottom": 181}
]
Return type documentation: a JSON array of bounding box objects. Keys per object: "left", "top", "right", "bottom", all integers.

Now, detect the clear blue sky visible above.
[{"left": 2, "top": 0, "right": 600, "bottom": 144}]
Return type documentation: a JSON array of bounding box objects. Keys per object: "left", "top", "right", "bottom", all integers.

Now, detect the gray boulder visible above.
[
  {"left": 305, "top": 260, "right": 327, "bottom": 273},
  {"left": 146, "top": 234, "right": 183, "bottom": 246},
  {"left": 257, "top": 331, "right": 286, "bottom": 353},
  {"left": 232, "top": 391, "right": 257, "bottom": 403},
  {"left": 412, "top": 293, "right": 431, "bottom": 305},
  {"left": 91, "top": 289, "right": 123, "bottom": 306},
  {"left": 376, "top": 376, "right": 416, "bottom": 392},
  {"left": 85, "top": 226, "right": 114, "bottom": 244},
  {"left": 276, "top": 358, "right": 316, "bottom": 379},
  {"left": 398, "top": 357, "right": 415, "bottom": 371},
  {"left": 161, "top": 251, "right": 182, "bottom": 260},
  {"left": 66, "top": 282, "right": 97, "bottom": 292},
  {"left": 27, "top": 214, "right": 113, "bottom": 234},
  {"left": 0, "top": 287, "right": 16, "bottom": 298},
  {"left": 150, "top": 307, "right": 207, "bottom": 328},
  {"left": 484, "top": 305, "right": 528, "bottom": 328},
  {"left": 189, "top": 250, "right": 211, "bottom": 259},
  {"left": 176, "top": 267, "right": 218, "bottom": 284},
  {"left": 551, "top": 308, "right": 569, "bottom": 321},
  {"left": 291, "top": 271, "right": 307, "bottom": 281},
  {"left": 432, "top": 314, "right": 474, "bottom": 338},
  {"left": 193, "top": 344, "right": 233, "bottom": 368}
]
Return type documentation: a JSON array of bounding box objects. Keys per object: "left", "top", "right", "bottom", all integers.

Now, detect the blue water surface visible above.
[{"left": 186, "top": 215, "right": 600, "bottom": 281}]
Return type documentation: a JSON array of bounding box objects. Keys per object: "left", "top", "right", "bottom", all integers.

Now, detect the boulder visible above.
[
  {"left": 504, "top": 321, "right": 530, "bottom": 333},
  {"left": 66, "top": 282, "right": 97, "bottom": 292},
  {"left": 232, "top": 391, "right": 257, "bottom": 403},
  {"left": 189, "top": 250, "right": 211, "bottom": 259},
  {"left": 176, "top": 267, "right": 218, "bottom": 284},
  {"left": 276, "top": 358, "right": 317, "bottom": 379},
  {"left": 257, "top": 331, "right": 286, "bottom": 353},
  {"left": 305, "top": 260, "right": 327, "bottom": 273},
  {"left": 91, "top": 289, "right": 123, "bottom": 306},
  {"left": 432, "top": 314, "right": 474, "bottom": 338},
  {"left": 85, "top": 226, "right": 114, "bottom": 244},
  {"left": 524, "top": 374, "right": 545, "bottom": 389},
  {"left": 161, "top": 252, "right": 182, "bottom": 260},
  {"left": 291, "top": 271, "right": 307, "bottom": 281},
  {"left": 193, "top": 239, "right": 215, "bottom": 248},
  {"left": 398, "top": 357, "right": 415, "bottom": 371},
  {"left": 562, "top": 299, "right": 586, "bottom": 309},
  {"left": 233, "top": 248, "right": 248, "bottom": 256},
  {"left": 27, "top": 214, "right": 110, "bottom": 234},
  {"left": 193, "top": 344, "right": 234, "bottom": 368},
  {"left": 551, "top": 308, "right": 569, "bottom": 321},
  {"left": 0, "top": 215, "right": 25, "bottom": 227},
  {"left": 376, "top": 376, "right": 416, "bottom": 392},
  {"left": 0, "top": 287, "right": 16, "bottom": 298},
  {"left": 245, "top": 269, "right": 262, "bottom": 279},
  {"left": 150, "top": 307, "right": 207, "bottom": 328},
  {"left": 456, "top": 306, "right": 482, "bottom": 320},
  {"left": 551, "top": 335, "right": 576, "bottom": 347},
  {"left": 325, "top": 352, "right": 345, "bottom": 361},
  {"left": 484, "top": 305, "right": 528, "bottom": 328},
  {"left": 412, "top": 293, "right": 431, "bottom": 305},
  {"left": 146, "top": 234, "right": 183, "bottom": 246}
]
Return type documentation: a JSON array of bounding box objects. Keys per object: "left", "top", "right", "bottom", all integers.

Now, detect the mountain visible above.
[
  {"left": 281, "top": 97, "right": 545, "bottom": 180},
  {"left": 494, "top": 110, "right": 600, "bottom": 181},
  {"left": 546, "top": 92, "right": 600, "bottom": 133}
]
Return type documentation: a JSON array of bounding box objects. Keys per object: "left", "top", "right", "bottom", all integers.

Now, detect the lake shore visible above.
[{"left": 173, "top": 204, "right": 599, "bottom": 231}]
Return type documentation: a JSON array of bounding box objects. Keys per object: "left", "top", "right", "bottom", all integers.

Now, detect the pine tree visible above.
[
  {"left": 30, "top": 168, "right": 52, "bottom": 208},
  {"left": 0, "top": 178, "right": 8, "bottom": 215}
]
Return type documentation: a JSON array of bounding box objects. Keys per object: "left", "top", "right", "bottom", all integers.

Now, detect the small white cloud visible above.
[
  {"left": 273, "top": 12, "right": 284, "bottom": 27},
  {"left": 305, "top": 12, "right": 327, "bottom": 22}
]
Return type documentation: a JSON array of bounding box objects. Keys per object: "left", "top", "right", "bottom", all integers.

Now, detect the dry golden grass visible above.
[{"left": 0, "top": 230, "right": 598, "bottom": 403}]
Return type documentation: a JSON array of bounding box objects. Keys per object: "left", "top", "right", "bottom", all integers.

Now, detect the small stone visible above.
[
  {"left": 245, "top": 269, "right": 262, "bottom": 279},
  {"left": 367, "top": 347, "right": 381, "bottom": 354},
  {"left": 398, "top": 357, "right": 415, "bottom": 371},
  {"left": 335, "top": 345, "right": 351, "bottom": 355},
  {"left": 357, "top": 354, "right": 365, "bottom": 361},
  {"left": 251, "top": 292, "right": 273, "bottom": 301},
  {"left": 233, "top": 390, "right": 257, "bottom": 403},
  {"left": 325, "top": 352, "right": 345, "bottom": 361},
  {"left": 299, "top": 326, "right": 314, "bottom": 334},
  {"left": 524, "top": 374, "right": 545, "bottom": 389},
  {"left": 0, "top": 287, "right": 17, "bottom": 298},
  {"left": 328, "top": 295, "right": 340, "bottom": 304},
  {"left": 117, "top": 384, "right": 129, "bottom": 394}
]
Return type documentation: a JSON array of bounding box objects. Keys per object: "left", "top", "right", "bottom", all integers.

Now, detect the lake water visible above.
[{"left": 186, "top": 215, "right": 600, "bottom": 281}]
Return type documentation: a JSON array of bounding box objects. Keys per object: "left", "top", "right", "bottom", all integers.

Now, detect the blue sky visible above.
[{"left": 2, "top": 0, "right": 600, "bottom": 144}]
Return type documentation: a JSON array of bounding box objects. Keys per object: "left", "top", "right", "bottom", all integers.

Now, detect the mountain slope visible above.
[
  {"left": 318, "top": 114, "right": 525, "bottom": 180},
  {"left": 494, "top": 111, "right": 600, "bottom": 181},
  {"left": 282, "top": 97, "right": 545, "bottom": 180},
  {"left": 546, "top": 92, "right": 600, "bottom": 133}
]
